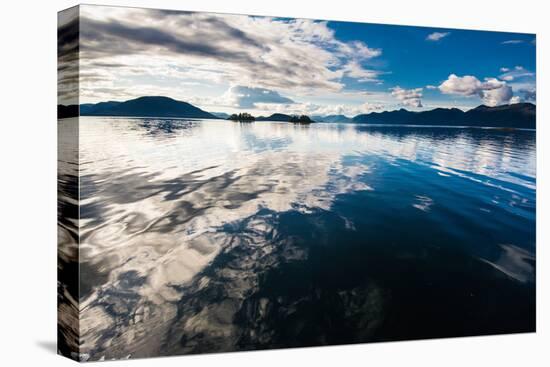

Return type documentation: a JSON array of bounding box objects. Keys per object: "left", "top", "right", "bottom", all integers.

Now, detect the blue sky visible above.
[
  {"left": 73, "top": 5, "right": 536, "bottom": 115},
  {"left": 333, "top": 22, "right": 535, "bottom": 97}
]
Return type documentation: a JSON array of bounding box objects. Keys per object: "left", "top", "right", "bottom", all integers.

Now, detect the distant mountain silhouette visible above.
[
  {"left": 211, "top": 111, "right": 230, "bottom": 119},
  {"left": 79, "top": 96, "right": 219, "bottom": 119},
  {"left": 80, "top": 101, "right": 121, "bottom": 115},
  {"left": 352, "top": 103, "right": 535, "bottom": 129},
  {"left": 256, "top": 113, "right": 293, "bottom": 122},
  {"left": 313, "top": 114, "right": 353, "bottom": 123}
]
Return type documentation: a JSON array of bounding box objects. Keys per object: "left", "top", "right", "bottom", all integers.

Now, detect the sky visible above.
[{"left": 62, "top": 5, "right": 536, "bottom": 116}]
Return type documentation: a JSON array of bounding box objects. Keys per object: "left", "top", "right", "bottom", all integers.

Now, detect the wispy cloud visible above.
[
  {"left": 501, "top": 40, "right": 524, "bottom": 45},
  {"left": 79, "top": 6, "right": 384, "bottom": 104},
  {"left": 341, "top": 61, "right": 382, "bottom": 83},
  {"left": 57, "top": 7, "right": 80, "bottom": 105},
  {"left": 390, "top": 86, "right": 423, "bottom": 108},
  {"left": 497, "top": 66, "right": 536, "bottom": 103},
  {"left": 426, "top": 32, "right": 450, "bottom": 41},
  {"left": 498, "top": 65, "right": 535, "bottom": 81}
]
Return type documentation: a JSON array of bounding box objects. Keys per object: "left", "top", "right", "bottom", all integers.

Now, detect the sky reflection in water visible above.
[{"left": 75, "top": 117, "right": 535, "bottom": 360}]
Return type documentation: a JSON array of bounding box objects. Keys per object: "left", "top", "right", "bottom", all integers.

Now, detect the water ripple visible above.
[{"left": 72, "top": 118, "right": 536, "bottom": 359}]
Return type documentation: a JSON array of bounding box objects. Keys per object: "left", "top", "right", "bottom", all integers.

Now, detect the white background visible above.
[{"left": 0, "top": 0, "right": 547, "bottom": 365}]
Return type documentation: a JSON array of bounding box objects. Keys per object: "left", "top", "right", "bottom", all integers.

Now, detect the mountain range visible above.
[
  {"left": 77, "top": 96, "right": 218, "bottom": 119},
  {"left": 312, "top": 115, "right": 353, "bottom": 123},
  {"left": 351, "top": 103, "right": 535, "bottom": 128},
  {"left": 58, "top": 96, "right": 535, "bottom": 129}
]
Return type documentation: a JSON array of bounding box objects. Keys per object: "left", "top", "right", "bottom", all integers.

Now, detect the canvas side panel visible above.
[{"left": 58, "top": 5, "right": 80, "bottom": 361}]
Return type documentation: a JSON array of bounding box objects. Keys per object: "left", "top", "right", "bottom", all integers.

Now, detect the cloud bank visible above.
[
  {"left": 222, "top": 86, "right": 295, "bottom": 109},
  {"left": 79, "top": 6, "right": 383, "bottom": 103}
]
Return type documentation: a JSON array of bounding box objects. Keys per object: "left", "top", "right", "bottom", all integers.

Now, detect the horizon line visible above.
[{"left": 60, "top": 95, "right": 536, "bottom": 119}]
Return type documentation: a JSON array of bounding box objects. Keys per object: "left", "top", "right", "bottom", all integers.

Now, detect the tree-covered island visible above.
[{"left": 228, "top": 112, "right": 255, "bottom": 121}]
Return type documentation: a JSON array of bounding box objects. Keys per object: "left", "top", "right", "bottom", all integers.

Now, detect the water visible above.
[{"left": 61, "top": 117, "right": 536, "bottom": 360}]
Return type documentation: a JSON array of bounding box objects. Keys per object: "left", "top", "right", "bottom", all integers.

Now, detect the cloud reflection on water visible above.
[{"left": 75, "top": 118, "right": 535, "bottom": 360}]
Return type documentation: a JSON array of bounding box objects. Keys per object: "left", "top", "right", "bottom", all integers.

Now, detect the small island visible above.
[
  {"left": 289, "top": 115, "right": 314, "bottom": 124},
  {"left": 228, "top": 112, "right": 255, "bottom": 122}
]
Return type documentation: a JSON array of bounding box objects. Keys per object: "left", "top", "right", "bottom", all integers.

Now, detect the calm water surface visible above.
[{"left": 67, "top": 117, "right": 535, "bottom": 360}]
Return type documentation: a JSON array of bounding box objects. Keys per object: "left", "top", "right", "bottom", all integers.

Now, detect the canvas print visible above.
[{"left": 57, "top": 4, "right": 536, "bottom": 362}]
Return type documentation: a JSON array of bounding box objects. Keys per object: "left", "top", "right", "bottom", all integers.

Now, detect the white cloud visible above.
[
  {"left": 439, "top": 74, "right": 482, "bottom": 96},
  {"left": 501, "top": 40, "right": 524, "bottom": 45},
  {"left": 341, "top": 61, "right": 382, "bottom": 82},
  {"left": 498, "top": 65, "right": 534, "bottom": 82},
  {"left": 221, "top": 85, "right": 294, "bottom": 108},
  {"left": 338, "top": 41, "right": 382, "bottom": 60},
  {"left": 252, "top": 98, "right": 385, "bottom": 117},
  {"left": 78, "top": 6, "right": 385, "bottom": 103},
  {"left": 438, "top": 74, "right": 515, "bottom": 107},
  {"left": 390, "top": 86, "right": 423, "bottom": 108},
  {"left": 480, "top": 78, "right": 513, "bottom": 107},
  {"left": 309, "top": 102, "right": 383, "bottom": 116},
  {"left": 426, "top": 32, "right": 450, "bottom": 41}
]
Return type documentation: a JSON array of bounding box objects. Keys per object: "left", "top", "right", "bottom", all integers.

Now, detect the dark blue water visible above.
[{"left": 70, "top": 118, "right": 535, "bottom": 360}]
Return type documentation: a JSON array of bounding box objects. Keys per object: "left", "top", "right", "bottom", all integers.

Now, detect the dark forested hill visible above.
[
  {"left": 78, "top": 96, "right": 219, "bottom": 119},
  {"left": 352, "top": 103, "right": 535, "bottom": 129}
]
